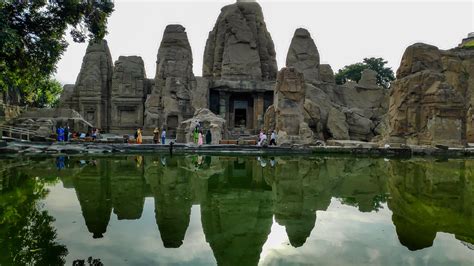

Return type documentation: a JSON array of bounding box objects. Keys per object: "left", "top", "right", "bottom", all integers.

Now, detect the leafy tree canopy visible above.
[
  {"left": 0, "top": 0, "right": 115, "bottom": 106},
  {"left": 334, "top": 57, "right": 395, "bottom": 89}
]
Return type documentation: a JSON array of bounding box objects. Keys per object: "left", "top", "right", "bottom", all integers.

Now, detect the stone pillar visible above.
[
  {"left": 254, "top": 93, "right": 264, "bottom": 130},
  {"left": 219, "top": 92, "right": 226, "bottom": 119}
]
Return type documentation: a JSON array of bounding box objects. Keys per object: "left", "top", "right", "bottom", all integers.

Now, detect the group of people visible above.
[
  {"left": 56, "top": 126, "right": 101, "bottom": 142},
  {"left": 257, "top": 129, "right": 277, "bottom": 146},
  {"left": 56, "top": 125, "right": 70, "bottom": 142},
  {"left": 153, "top": 127, "right": 167, "bottom": 144},
  {"left": 193, "top": 124, "right": 212, "bottom": 146},
  {"left": 133, "top": 127, "right": 166, "bottom": 144}
]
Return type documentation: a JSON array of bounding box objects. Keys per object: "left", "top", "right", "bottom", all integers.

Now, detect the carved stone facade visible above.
[
  {"left": 59, "top": 2, "right": 474, "bottom": 148},
  {"left": 144, "top": 25, "right": 196, "bottom": 135},
  {"left": 62, "top": 40, "right": 113, "bottom": 130},
  {"left": 110, "top": 56, "right": 147, "bottom": 132}
]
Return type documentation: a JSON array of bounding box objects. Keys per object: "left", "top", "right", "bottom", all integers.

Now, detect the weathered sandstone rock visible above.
[
  {"left": 203, "top": 1, "right": 277, "bottom": 81},
  {"left": 73, "top": 40, "right": 113, "bottom": 129},
  {"left": 388, "top": 43, "right": 470, "bottom": 147},
  {"left": 357, "top": 69, "right": 379, "bottom": 89},
  {"left": 319, "top": 64, "right": 335, "bottom": 84},
  {"left": 110, "top": 56, "right": 147, "bottom": 132},
  {"left": 286, "top": 28, "right": 320, "bottom": 82},
  {"left": 265, "top": 67, "right": 314, "bottom": 145},
  {"left": 145, "top": 25, "right": 196, "bottom": 134}
]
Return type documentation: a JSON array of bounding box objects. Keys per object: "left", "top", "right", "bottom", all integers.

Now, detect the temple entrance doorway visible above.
[
  {"left": 235, "top": 108, "right": 247, "bottom": 128},
  {"left": 233, "top": 100, "right": 248, "bottom": 129}
]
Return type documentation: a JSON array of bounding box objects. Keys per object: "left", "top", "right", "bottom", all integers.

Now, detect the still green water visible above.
[{"left": 0, "top": 155, "right": 473, "bottom": 265}]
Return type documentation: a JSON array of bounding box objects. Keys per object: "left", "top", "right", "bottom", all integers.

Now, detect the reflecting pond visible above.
[{"left": 0, "top": 155, "right": 473, "bottom": 265}]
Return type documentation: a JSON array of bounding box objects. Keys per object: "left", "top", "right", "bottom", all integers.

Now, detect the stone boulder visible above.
[
  {"left": 203, "top": 1, "right": 277, "bottom": 81},
  {"left": 319, "top": 64, "right": 335, "bottom": 84},
  {"left": 396, "top": 43, "right": 442, "bottom": 78},
  {"left": 357, "top": 69, "right": 379, "bottom": 89},
  {"left": 286, "top": 28, "right": 320, "bottom": 82},
  {"left": 176, "top": 108, "right": 227, "bottom": 144},
  {"left": 326, "top": 106, "right": 349, "bottom": 140}
]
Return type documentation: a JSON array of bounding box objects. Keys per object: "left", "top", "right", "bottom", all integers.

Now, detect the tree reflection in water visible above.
[
  {"left": 0, "top": 160, "right": 68, "bottom": 265},
  {"left": 0, "top": 155, "right": 473, "bottom": 265}
]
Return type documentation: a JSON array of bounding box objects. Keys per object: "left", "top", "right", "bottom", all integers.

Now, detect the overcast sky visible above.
[{"left": 54, "top": 0, "right": 473, "bottom": 85}]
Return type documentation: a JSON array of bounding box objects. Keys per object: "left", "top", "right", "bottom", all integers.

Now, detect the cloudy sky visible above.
[{"left": 54, "top": 0, "right": 473, "bottom": 85}]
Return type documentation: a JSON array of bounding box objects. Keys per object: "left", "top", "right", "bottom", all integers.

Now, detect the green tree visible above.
[
  {"left": 335, "top": 57, "right": 395, "bottom": 89},
  {"left": 0, "top": 0, "right": 114, "bottom": 106}
]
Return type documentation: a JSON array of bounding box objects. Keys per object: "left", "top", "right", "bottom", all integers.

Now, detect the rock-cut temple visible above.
[{"left": 59, "top": 0, "right": 474, "bottom": 147}]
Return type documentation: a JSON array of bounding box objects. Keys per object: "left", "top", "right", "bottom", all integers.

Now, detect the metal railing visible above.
[{"left": 0, "top": 125, "right": 39, "bottom": 141}]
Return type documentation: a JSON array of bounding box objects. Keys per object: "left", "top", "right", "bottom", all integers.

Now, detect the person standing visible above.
[
  {"left": 153, "top": 127, "right": 160, "bottom": 144},
  {"left": 193, "top": 126, "right": 199, "bottom": 144},
  {"left": 198, "top": 130, "right": 203, "bottom": 146},
  {"left": 136, "top": 128, "right": 143, "bottom": 144},
  {"left": 92, "top": 128, "right": 97, "bottom": 140},
  {"left": 258, "top": 131, "right": 267, "bottom": 146},
  {"left": 58, "top": 126, "right": 65, "bottom": 142},
  {"left": 269, "top": 130, "right": 277, "bottom": 146},
  {"left": 161, "top": 128, "right": 166, "bottom": 145},
  {"left": 64, "top": 125, "right": 69, "bottom": 142},
  {"left": 206, "top": 130, "right": 212, "bottom": 144}
]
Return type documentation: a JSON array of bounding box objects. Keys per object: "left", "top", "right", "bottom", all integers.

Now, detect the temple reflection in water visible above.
[{"left": 3, "top": 155, "right": 473, "bottom": 264}]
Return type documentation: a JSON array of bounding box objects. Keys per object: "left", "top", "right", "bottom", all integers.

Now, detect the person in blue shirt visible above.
[{"left": 161, "top": 128, "right": 166, "bottom": 144}]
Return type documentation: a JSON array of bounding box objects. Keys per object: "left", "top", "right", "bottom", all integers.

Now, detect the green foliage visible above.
[
  {"left": 0, "top": 0, "right": 114, "bottom": 106},
  {"left": 462, "top": 39, "right": 474, "bottom": 49},
  {"left": 0, "top": 170, "right": 67, "bottom": 265},
  {"left": 25, "top": 78, "right": 64, "bottom": 108},
  {"left": 335, "top": 57, "right": 395, "bottom": 89}
]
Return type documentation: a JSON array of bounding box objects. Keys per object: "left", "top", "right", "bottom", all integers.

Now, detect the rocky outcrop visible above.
[
  {"left": 265, "top": 68, "right": 314, "bottom": 145},
  {"left": 387, "top": 42, "right": 473, "bottom": 146},
  {"left": 203, "top": 1, "right": 277, "bottom": 81},
  {"left": 110, "top": 56, "right": 147, "bottom": 132},
  {"left": 357, "top": 69, "right": 379, "bottom": 89},
  {"left": 286, "top": 28, "right": 320, "bottom": 82},
  {"left": 319, "top": 64, "right": 335, "bottom": 84},
  {"left": 176, "top": 108, "right": 227, "bottom": 144},
  {"left": 145, "top": 25, "right": 196, "bottom": 134}
]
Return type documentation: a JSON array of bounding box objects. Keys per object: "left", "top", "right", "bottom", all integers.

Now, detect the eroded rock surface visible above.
[
  {"left": 387, "top": 42, "right": 474, "bottom": 146},
  {"left": 203, "top": 1, "right": 277, "bottom": 81},
  {"left": 68, "top": 40, "right": 113, "bottom": 130},
  {"left": 110, "top": 56, "right": 147, "bottom": 132},
  {"left": 286, "top": 28, "right": 320, "bottom": 82},
  {"left": 145, "top": 25, "right": 196, "bottom": 134}
]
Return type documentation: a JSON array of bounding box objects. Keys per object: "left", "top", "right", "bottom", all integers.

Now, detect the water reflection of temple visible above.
[
  {"left": 387, "top": 159, "right": 474, "bottom": 250},
  {"left": 21, "top": 155, "right": 473, "bottom": 264}
]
